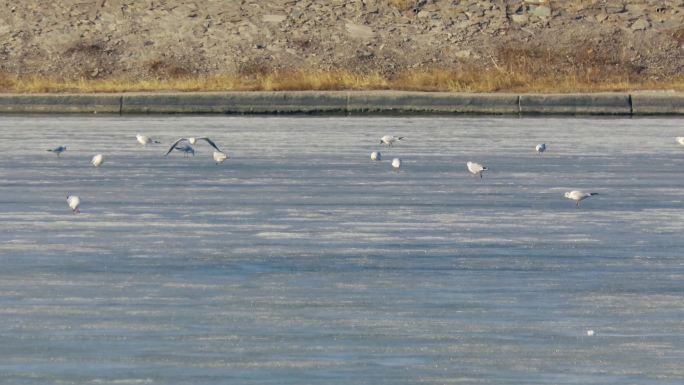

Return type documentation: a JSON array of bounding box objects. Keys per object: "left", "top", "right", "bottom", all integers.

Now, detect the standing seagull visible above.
[
  {"left": 564, "top": 190, "right": 599, "bottom": 207},
  {"left": 370, "top": 151, "right": 381, "bottom": 161},
  {"left": 47, "top": 146, "right": 67, "bottom": 156},
  {"left": 467, "top": 161, "right": 488, "bottom": 178},
  {"left": 380, "top": 135, "right": 405, "bottom": 147},
  {"left": 213, "top": 151, "right": 229, "bottom": 165},
  {"left": 91, "top": 154, "right": 104, "bottom": 167},
  {"left": 676, "top": 137, "right": 684, "bottom": 146},
  {"left": 391, "top": 157, "right": 402, "bottom": 170},
  {"left": 136, "top": 134, "right": 161, "bottom": 146},
  {"left": 536, "top": 143, "right": 547, "bottom": 154},
  {"left": 66, "top": 195, "right": 81, "bottom": 214},
  {"left": 164, "top": 137, "right": 222, "bottom": 156}
]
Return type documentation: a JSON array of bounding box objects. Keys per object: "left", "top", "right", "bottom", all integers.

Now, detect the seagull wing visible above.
[
  {"left": 198, "top": 137, "right": 222, "bottom": 152},
  {"left": 164, "top": 138, "right": 187, "bottom": 156}
]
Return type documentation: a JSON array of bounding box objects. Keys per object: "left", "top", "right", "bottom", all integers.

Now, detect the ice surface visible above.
[{"left": 0, "top": 115, "right": 683, "bottom": 384}]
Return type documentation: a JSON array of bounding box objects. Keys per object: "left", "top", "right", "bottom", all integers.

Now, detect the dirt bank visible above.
[{"left": 1, "top": 1, "right": 682, "bottom": 84}]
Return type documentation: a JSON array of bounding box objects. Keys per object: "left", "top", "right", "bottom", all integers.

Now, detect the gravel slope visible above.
[{"left": 0, "top": 0, "right": 682, "bottom": 81}]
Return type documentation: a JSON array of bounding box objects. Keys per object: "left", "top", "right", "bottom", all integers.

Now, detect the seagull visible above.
[
  {"left": 536, "top": 143, "right": 547, "bottom": 154},
  {"left": 380, "top": 135, "right": 404, "bottom": 147},
  {"left": 47, "top": 146, "right": 67, "bottom": 156},
  {"left": 392, "top": 157, "right": 402, "bottom": 170},
  {"left": 467, "top": 161, "right": 488, "bottom": 178},
  {"left": 676, "top": 137, "right": 684, "bottom": 146},
  {"left": 172, "top": 144, "right": 195, "bottom": 157},
  {"left": 136, "top": 134, "right": 160, "bottom": 146},
  {"left": 564, "top": 190, "right": 599, "bottom": 207},
  {"left": 213, "top": 151, "right": 229, "bottom": 164},
  {"left": 164, "top": 137, "right": 221, "bottom": 156},
  {"left": 91, "top": 154, "right": 104, "bottom": 167},
  {"left": 370, "top": 151, "right": 381, "bottom": 161},
  {"left": 66, "top": 195, "right": 80, "bottom": 214}
]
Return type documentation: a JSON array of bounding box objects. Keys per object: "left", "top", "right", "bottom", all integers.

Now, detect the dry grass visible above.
[{"left": 0, "top": 66, "right": 682, "bottom": 94}]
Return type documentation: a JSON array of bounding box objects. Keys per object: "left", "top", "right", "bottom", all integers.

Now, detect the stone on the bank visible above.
[
  {"left": 532, "top": 6, "right": 551, "bottom": 18},
  {"left": 263, "top": 14, "right": 286, "bottom": 23},
  {"left": 511, "top": 14, "right": 528, "bottom": 24},
  {"left": 345, "top": 22, "right": 375, "bottom": 39},
  {"left": 630, "top": 19, "right": 650, "bottom": 31}
]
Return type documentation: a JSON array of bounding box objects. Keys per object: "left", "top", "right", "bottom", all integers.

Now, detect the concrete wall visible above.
[
  {"left": 0, "top": 94, "right": 121, "bottom": 114},
  {"left": 122, "top": 92, "right": 348, "bottom": 114},
  {"left": 0, "top": 91, "right": 683, "bottom": 115},
  {"left": 631, "top": 92, "right": 684, "bottom": 115},
  {"left": 519, "top": 93, "right": 632, "bottom": 115},
  {"left": 346, "top": 92, "right": 519, "bottom": 114}
]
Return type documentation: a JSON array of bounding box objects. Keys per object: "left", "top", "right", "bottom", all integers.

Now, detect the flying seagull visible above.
[
  {"left": 47, "top": 146, "right": 67, "bottom": 156},
  {"left": 380, "top": 135, "right": 404, "bottom": 147},
  {"left": 171, "top": 144, "right": 195, "bottom": 157},
  {"left": 136, "top": 134, "right": 160, "bottom": 146},
  {"left": 467, "top": 161, "right": 488, "bottom": 178},
  {"left": 164, "top": 137, "right": 221, "bottom": 156},
  {"left": 66, "top": 195, "right": 81, "bottom": 214},
  {"left": 564, "top": 190, "right": 599, "bottom": 207}
]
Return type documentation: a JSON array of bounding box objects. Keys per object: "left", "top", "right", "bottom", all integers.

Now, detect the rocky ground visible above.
[{"left": 0, "top": 0, "right": 682, "bottom": 82}]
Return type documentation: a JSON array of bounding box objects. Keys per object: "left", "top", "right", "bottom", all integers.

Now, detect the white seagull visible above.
[
  {"left": 467, "top": 161, "right": 488, "bottom": 178},
  {"left": 676, "top": 137, "right": 684, "bottom": 146},
  {"left": 392, "top": 157, "right": 402, "bottom": 170},
  {"left": 564, "top": 190, "right": 599, "bottom": 207},
  {"left": 380, "top": 135, "right": 405, "bottom": 147},
  {"left": 213, "top": 151, "right": 229, "bottom": 164},
  {"left": 47, "top": 145, "right": 67, "bottom": 156},
  {"left": 536, "top": 143, "right": 547, "bottom": 154},
  {"left": 370, "top": 151, "right": 381, "bottom": 161},
  {"left": 91, "top": 154, "right": 104, "bottom": 167},
  {"left": 164, "top": 137, "right": 221, "bottom": 156},
  {"left": 136, "top": 134, "right": 160, "bottom": 146},
  {"left": 66, "top": 195, "right": 81, "bottom": 214}
]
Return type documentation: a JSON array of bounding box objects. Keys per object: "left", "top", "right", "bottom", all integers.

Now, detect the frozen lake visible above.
[{"left": 0, "top": 115, "right": 683, "bottom": 384}]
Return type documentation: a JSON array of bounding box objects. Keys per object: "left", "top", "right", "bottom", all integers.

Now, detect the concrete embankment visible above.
[{"left": 0, "top": 91, "right": 682, "bottom": 115}]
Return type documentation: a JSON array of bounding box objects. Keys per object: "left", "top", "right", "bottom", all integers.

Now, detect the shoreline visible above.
[{"left": 0, "top": 91, "right": 682, "bottom": 115}]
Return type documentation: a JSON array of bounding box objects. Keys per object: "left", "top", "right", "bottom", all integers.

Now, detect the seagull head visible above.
[{"left": 564, "top": 192, "right": 571, "bottom": 198}]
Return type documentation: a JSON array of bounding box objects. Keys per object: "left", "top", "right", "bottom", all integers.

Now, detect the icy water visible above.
[{"left": 0, "top": 115, "right": 683, "bottom": 384}]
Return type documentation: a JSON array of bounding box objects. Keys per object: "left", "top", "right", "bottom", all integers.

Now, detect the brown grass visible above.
[{"left": 0, "top": 66, "right": 682, "bottom": 94}]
